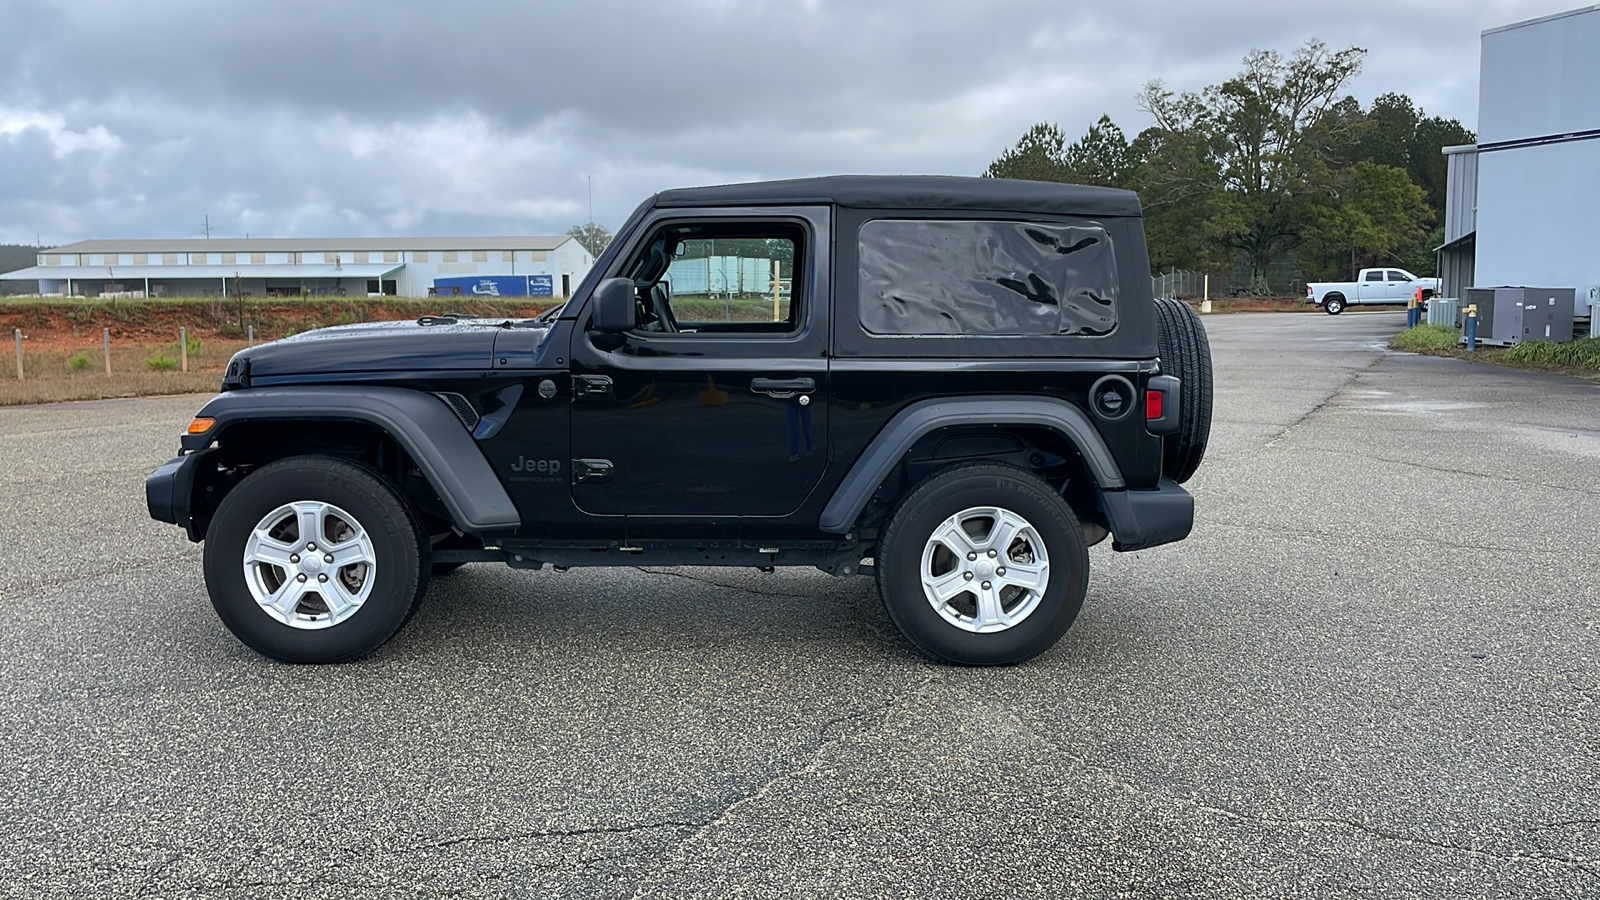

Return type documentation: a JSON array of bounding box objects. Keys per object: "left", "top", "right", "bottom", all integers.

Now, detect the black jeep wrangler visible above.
[{"left": 147, "top": 176, "right": 1212, "bottom": 666}]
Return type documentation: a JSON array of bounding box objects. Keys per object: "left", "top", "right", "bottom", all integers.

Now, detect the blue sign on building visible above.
[
  {"left": 528, "top": 275, "right": 553, "bottom": 297},
  {"left": 433, "top": 275, "right": 529, "bottom": 297}
]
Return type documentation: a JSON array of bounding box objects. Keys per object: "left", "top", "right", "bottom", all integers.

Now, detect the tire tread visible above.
[{"left": 1153, "top": 297, "right": 1213, "bottom": 483}]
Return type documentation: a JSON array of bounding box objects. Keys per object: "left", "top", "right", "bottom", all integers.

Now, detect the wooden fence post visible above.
[
  {"left": 104, "top": 327, "right": 112, "bottom": 376},
  {"left": 180, "top": 327, "right": 189, "bottom": 373}
]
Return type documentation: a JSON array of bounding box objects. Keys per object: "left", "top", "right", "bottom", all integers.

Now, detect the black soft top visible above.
[{"left": 654, "top": 175, "right": 1141, "bottom": 218}]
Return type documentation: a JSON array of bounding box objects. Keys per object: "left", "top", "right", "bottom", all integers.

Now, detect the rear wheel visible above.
[
  {"left": 1153, "top": 297, "right": 1214, "bottom": 484},
  {"left": 875, "top": 462, "right": 1089, "bottom": 666},
  {"left": 202, "top": 455, "right": 429, "bottom": 663}
]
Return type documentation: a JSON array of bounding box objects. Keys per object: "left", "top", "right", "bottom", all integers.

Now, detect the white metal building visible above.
[
  {"left": 0, "top": 236, "right": 593, "bottom": 300},
  {"left": 1442, "top": 5, "right": 1600, "bottom": 317}
]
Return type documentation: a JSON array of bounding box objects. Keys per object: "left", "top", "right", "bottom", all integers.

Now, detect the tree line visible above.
[{"left": 985, "top": 41, "right": 1473, "bottom": 294}]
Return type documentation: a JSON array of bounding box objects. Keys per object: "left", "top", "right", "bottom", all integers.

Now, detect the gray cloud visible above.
[{"left": 0, "top": 0, "right": 1573, "bottom": 245}]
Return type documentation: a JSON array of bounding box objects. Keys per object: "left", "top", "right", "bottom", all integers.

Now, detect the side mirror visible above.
[{"left": 590, "top": 277, "right": 637, "bottom": 333}]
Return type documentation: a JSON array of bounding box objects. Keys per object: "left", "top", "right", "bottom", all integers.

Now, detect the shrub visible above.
[
  {"left": 1502, "top": 337, "right": 1600, "bottom": 370},
  {"left": 1390, "top": 324, "right": 1460, "bottom": 352},
  {"left": 68, "top": 353, "right": 93, "bottom": 372},
  {"left": 146, "top": 353, "right": 179, "bottom": 371}
]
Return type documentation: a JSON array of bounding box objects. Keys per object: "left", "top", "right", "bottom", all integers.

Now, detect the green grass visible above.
[
  {"left": 1502, "top": 337, "right": 1600, "bottom": 370},
  {"left": 145, "top": 353, "right": 179, "bottom": 370},
  {"left": 68, "top": 353, "right": 92, "bottom": 371},
  {"left": 1391, "top": 324, "right": 1460, "bottom": 352},
  {"left": 671, "top": 295, "right": 792, "bottom": 324}
]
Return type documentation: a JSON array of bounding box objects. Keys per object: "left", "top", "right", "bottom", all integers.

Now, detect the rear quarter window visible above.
[{"left": 858, "top": 219, "right": 1118, "bottom": 337}]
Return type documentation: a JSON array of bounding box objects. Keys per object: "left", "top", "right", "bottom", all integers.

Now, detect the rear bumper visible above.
[
  {"left": 1102, "top": 478, "right": 1194, "bottom": 552},
  {"left": 146, "top": 451, "right": 211, "bottom": 542}
]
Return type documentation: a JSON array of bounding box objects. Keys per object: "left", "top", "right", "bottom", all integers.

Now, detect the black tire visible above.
[
  {"left": 875, "top": 462, "right": 1089, "bottom": 666},
  {"left": 1152, "top": 297, "right": 1213, "bottom": 484},
  {"left": 202, "top": 455, "right": 429, "bottom": 663},
  {"left": 1324, "top": 294, "right": 1346, "bottom": 315}
]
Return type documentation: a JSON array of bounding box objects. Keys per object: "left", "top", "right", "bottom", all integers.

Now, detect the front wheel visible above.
[
  {"left": 1324, "top": 295, "right": 1346, "bottom": 315},
  {"left": 875, "top": 462, "right": 1089, "bottom": 666},
  {"left": 202, "top": 455, "right": 429, "bottom": 663}
]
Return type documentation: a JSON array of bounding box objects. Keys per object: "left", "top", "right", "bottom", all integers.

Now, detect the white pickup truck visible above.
[{"left": 1306, "top": 268, "right": 1441, "bottom": 315}]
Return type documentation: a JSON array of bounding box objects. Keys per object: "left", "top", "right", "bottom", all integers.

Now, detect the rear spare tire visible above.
[{"left": 1153, "top": 297, "right": 1214, "bottom": 484}]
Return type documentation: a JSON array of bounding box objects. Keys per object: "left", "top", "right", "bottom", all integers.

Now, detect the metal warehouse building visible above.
[
  {"left": 1441, "top": 5, "right": 1600, "bottom": 319},
  {"left": 0, "top": 236, "right": 593, "bottom": 300}
]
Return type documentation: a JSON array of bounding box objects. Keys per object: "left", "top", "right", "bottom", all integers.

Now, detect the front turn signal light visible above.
[{"left": 186, "top": 417, "right": 216, "bottom": 435}]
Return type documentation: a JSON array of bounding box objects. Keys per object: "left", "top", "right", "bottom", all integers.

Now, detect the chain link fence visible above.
[{"left": 1152, "top": 263, "right": 1307, "bottom": 300}]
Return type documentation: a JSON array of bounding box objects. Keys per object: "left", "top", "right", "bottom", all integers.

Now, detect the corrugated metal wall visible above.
[
  {"left": 1443, "top": 146, "right": 1477, "bottom": 244},
  {"left": 1441, "top": 238, "right": 1475, "bottom": 300}
]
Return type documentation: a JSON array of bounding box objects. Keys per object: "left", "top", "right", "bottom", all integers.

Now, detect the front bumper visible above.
[
  {"left": 146, "top": 450, "right": 213, "bottom": 542},
  {"left": 1101, "top": 478, "right": 1194, "bottom": 552}
]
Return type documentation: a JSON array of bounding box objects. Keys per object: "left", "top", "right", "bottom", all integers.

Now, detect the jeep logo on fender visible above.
[{"left": 510, "top": 457, "right": 561, "bottom": 474}]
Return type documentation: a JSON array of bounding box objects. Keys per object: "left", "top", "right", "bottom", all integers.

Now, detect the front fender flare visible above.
[
  {"left": 818, "top": 395, "right": 1125, "bottom": 534},
  {"left": 189, "top": 386, "right": 520, "bottom": 533}
]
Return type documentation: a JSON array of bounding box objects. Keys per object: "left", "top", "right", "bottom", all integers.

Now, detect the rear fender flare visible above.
[{"left": 818, "top": 396, "right": 1126, "bottom": 534}]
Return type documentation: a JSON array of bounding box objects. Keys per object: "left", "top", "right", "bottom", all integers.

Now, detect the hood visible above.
[{"left": 233, "top": 318, "right": 548, "bottom": 380}]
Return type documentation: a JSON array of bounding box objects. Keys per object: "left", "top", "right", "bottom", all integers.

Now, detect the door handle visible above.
[
  {"left": 573, "top": 375, "right": 612, "bottom": 399},
  {"left": 751, "top": 376, "right": 815, "bottom": 398}
]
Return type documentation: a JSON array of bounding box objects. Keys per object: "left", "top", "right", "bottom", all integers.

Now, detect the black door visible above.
[{"left": 567, "top": 210, "right": 831, "bottom": 519}]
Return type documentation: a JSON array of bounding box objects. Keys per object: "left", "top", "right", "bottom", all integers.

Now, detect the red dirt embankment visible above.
[{"left": 0, "top": 297, "right": 554, "bottom": 353}]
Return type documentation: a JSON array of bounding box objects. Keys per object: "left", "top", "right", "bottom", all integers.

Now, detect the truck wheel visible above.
[
  {"left": 202, "top": 455, "right": 429, "bottom": 663},
  {"left": 1324, "top": 294, "right": 1346, "bottom": 315},
  {"left": 1153, "top": 297, "right": 1213, "bottom": 484},
  {"left": 875, "top": 462, "right": 1089, "bottom": 666}
]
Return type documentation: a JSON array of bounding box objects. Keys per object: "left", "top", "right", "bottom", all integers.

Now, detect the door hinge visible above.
[
  {"left": 572, "top": 458, "right": 614, "bottom": 483},
  {"left": 573, "top": 375, "right": 613, "bottom": 399}
]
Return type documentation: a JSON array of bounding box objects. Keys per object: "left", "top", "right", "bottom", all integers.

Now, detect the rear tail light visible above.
[{"left": 1146, "top": 390, "right": 1164, "bottom": 420}]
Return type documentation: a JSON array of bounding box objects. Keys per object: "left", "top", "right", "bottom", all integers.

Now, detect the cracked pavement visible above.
[{"left": 0, "top": 310, "right": 1596, "bottom": 898}]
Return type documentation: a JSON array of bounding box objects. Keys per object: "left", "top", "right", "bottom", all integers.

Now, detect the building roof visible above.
[
  {"left": 1484, "top": 4, "right": 1600, "bottom": 36},
  {"left": 0, "top": 263, "right": 403, "bottom": 281},
  {"left": 43, "top": 236, "right": 573, "bottom": 254},
  {"left": 654, "top": 175, "right": 1143, "bottom": 218}
]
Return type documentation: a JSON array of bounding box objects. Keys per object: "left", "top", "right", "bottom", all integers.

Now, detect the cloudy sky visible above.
[{"left": 0, "top": 0, "right": 1576, "bottom": 245}]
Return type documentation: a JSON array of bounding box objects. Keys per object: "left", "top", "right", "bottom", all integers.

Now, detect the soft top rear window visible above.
[{"left": 858, "top": 219, "right": 1118, "bottom": 337}]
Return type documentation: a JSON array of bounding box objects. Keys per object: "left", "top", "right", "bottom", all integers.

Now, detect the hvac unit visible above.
[
  {"left": 1462, "top": 287, "right": 1575, "bottom": 346},
  {"left": 1426, "top": 297, "right": 1461, "bottom": 328}
]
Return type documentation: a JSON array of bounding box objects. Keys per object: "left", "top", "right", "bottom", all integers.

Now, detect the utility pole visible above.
[
  {"left": 203, "top": 215, "right": 211, "bottom": 239},
  {"left": 587, "top": 175, "right": 594, "bottom": 225}
]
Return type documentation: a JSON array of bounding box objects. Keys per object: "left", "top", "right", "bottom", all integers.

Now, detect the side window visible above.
[
  {"left": 625, "top": 222, "right": 804, "bottom": 334},
  {"left": 1364, "top": 271, "right": 1385, "bottom": 282},
  {"left": 858, "top": 219, "right": 1117, "bottom": 337},
  {"left": 1388, "top": 270, "right": 1411, "bottom": 282}
]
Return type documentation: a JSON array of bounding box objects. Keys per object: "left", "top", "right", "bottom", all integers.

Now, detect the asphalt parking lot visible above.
[{"left": 1, "top": 310, "right": 1596, "bottom": 898}]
